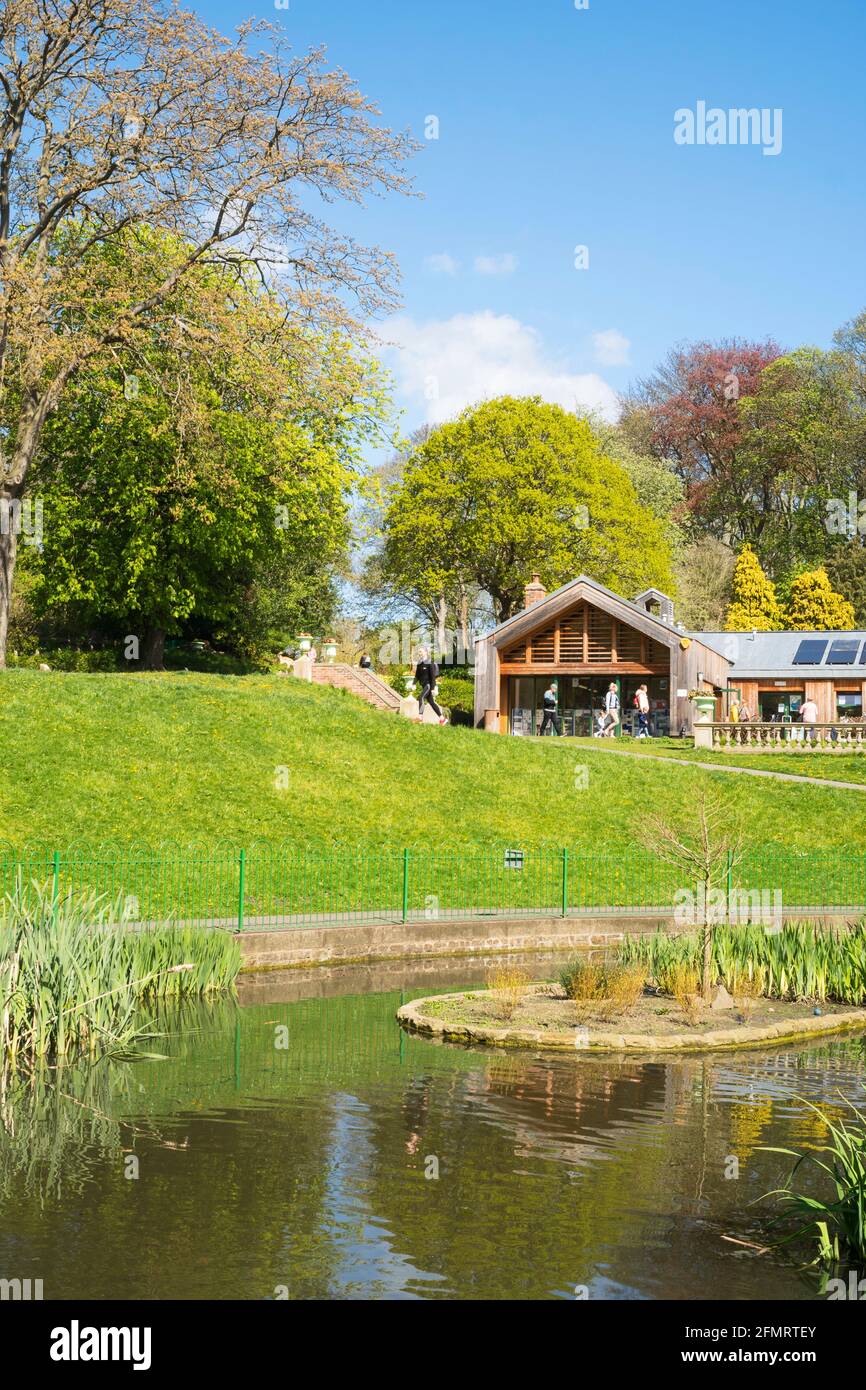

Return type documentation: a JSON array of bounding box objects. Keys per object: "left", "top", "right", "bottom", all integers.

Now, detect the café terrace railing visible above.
[{"left": 710, "top": 721, "right": 866, "bottom": 752}]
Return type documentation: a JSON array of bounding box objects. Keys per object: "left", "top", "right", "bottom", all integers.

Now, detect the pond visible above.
[{"left": 2, "top": 952, "right": 864, "bottom": 1301}]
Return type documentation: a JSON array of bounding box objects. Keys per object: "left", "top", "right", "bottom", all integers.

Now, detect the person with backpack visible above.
[
  {"left": 415, "top": 648, "right": 447, "bottom": 724},
  {"left": 538, "top": 681, "right": 562, "bottom": 736}
]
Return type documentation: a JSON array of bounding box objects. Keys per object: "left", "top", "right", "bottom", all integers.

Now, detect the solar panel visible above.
[
  {"left": 826, "top": 640, "right": 862, "bottom": 665},
  {"left": 792, "top": 639, "right": 828, "bottom": 665}
]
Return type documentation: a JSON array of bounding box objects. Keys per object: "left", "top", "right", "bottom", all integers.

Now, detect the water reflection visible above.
[{"left": 1, "top": 956, "right": 864, "bottom": 1300}]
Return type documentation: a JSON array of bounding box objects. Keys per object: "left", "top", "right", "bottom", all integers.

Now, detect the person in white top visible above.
[
  {"left": 603, "top": 682, "right": 620, "bottom": 736},
  {"left": 636, "top": 683, "right": 651, "bottom": 738},
  {"left": 800, "top": 697, "right": 818, "bottom": 741}
]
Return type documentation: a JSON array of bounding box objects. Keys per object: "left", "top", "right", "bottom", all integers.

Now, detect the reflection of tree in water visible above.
[{"left": 2, "top": 983, "right": 864, "bottom": 1299}]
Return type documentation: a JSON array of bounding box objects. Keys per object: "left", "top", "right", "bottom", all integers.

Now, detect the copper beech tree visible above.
[{"left": 0, "top": 0, "right": 415, "bottom": 664}]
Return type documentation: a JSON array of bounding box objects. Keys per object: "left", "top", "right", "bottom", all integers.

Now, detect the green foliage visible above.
[
  {"left": 760, "top": 1092, "right": 866, "bottom": 1270},
  {"left": 434, "top": 673, "right": 474, "bottom": 716},
  {"left": 825, "top": 545, "right": 866, "bottom": 628},
  {"left": 0, "top": 882, "right": 240, "bottom": 1070},
  {"left": 785, "top": 567, "right": 856, "bottom": 631},
  {"left": 673, "top": 538, "right": 735, "bottom": 630},
  {"left": 378, "top": 396, "right": 674, "bottom": 622},
  {"left": 26, "top": 234, "right": 387, "bottom": 666},
  {"left": 735, "top": 347, "right": 862, "bottom": 574},
  {"left": 619, "top": 923, "right": 866, "bottom": 1005},
  {"left": 725, "top": 544, "right": 783, "bottom": 630}
]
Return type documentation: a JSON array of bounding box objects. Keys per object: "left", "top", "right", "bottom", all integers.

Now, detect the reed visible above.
[
  {"left": 619, "top": 922, "right": 866, "bottom": 1006},
  {"left": 0, "top": 881, "right": 240, "bottom": 1069},
  {"left": 760, "top": 1092, "right": 866, "bottom": 1269}
]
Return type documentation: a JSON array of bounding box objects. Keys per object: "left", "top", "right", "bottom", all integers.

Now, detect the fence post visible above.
[
  {"left": 237, "top": 848, "right": 247, "bottom": 933},
  {"left": 561, "top": 847, "right": 569, "bottom": 918},
  {"left": 401, "top": 848, "right": 410, "bottom": 924}
]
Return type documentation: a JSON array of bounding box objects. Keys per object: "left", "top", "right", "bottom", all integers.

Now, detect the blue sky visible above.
[{"left": 200, "top": 0, "right": 866, "bottom": 437}]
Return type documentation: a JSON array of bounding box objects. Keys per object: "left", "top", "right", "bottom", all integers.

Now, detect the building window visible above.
[{"left": 836, "top": 690, "right": 863, "bottom": 721}]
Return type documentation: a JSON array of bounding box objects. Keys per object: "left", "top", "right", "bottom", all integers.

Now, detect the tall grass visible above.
[
  {"left": 760, "top": 1092, "right": 866, "bottom": 1269},
  {"left": 0, "top": 882, "right": 240, "bottom": 1069},
  {"left": 619, "top": 922, "right": 866, "bottom": 1005}
]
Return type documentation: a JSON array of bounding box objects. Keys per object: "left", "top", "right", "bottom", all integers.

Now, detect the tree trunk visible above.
[
  {"left": 141, "top": 627, "right": 166, "bottom": 671},
  {"left": 0, "top": 499, "right": 19, "bottom": 669},
  {"left": 435, "top": 595, "right": 448, "bottom": 665},
  {"left": 459, "top": 590, "right": 470, "bottom": 661},
  {"left": 702, "top": 871, "right": 713, "bottom": 999}
]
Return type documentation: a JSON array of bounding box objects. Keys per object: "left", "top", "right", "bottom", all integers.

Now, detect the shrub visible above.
[
  {"left": 666, "top": 962, "right": 702, "bottom": 1025},
  {"left": 560, "top": 957, "right": 605, "bottom": 1001},
  {"left": 486, "top": 965, "right": 531, "bottom": 1020},
  {"left": 559, "top": 958, "right": 646, "bottom": 1018}
]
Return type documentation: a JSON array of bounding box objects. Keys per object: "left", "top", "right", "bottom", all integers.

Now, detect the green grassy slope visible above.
[
  {"left": 566, "top": 736, "right": 866, "bottom": 783},
  {"left": 2, "top": 670, "right": 864, "bottom": 852}
]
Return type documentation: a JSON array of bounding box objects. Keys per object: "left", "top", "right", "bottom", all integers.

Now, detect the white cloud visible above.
[
  {"left": 424, "top": 252, "right": 460, "bottom": 276},
  {"left": 380, "top": 310, "right": 619, "bottom": 426},
  {"left": 474, "top": 253, "right": 518, "bottom": 276},
  {"left": 592, "top": 328, "right": 631, "bottom": 367}
]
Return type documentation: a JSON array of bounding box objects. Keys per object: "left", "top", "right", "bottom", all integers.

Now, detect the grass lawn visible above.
[
  {"left": 573, "top": 735, "right": 866, "bottom": 784},
  {"left": 2, "top": 670, "right": 866, "bottom": 857}
]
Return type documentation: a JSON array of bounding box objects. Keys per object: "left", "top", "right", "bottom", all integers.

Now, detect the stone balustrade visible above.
[{"left": 705, "top": 721, "right": 866, "bottom": 753}]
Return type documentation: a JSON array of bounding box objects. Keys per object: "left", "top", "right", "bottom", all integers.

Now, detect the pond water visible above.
[{"left": 2, "top": 952, "right": 864, "bottom": 1301}]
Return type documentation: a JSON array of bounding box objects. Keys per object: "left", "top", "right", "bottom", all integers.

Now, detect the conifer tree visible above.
[
  {"left": 724, "top": 544, "right": 783, "bottom": 630},
  {"left": 785, "top": 568, "right": 856, "bottom": 631}
]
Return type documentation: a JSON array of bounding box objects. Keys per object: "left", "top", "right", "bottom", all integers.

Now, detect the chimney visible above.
[{"left": 524, "top": 574, "right": 547, "bottom": 609}]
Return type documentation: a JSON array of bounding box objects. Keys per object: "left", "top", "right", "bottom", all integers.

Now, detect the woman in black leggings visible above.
[{"left": 415, "top": 649, "right": 446, "bottom": 723}]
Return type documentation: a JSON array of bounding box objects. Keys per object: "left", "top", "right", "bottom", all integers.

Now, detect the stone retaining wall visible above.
[{"left": 237, "top": 910, "right": 861, "bottom": 972}]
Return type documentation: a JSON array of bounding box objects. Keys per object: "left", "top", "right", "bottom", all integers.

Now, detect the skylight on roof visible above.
[{"left": 792, "top": 639, "right": 828, "bottom": 665}]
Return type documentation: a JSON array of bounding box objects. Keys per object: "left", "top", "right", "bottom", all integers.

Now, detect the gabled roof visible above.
[
  {"left": 483, "top": 575, "right": 682, "bottom": 651},
  {"left": 693, "top": 630, "right": 866, "bottom": 679}
]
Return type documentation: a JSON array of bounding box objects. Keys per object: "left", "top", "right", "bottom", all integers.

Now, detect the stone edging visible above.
[{"left": 396, "top": 991, "right": 866, "bottom": 1053}]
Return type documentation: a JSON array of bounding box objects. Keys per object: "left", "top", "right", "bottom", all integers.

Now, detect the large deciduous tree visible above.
[
  {"left": 0, "top": 0, "right": 414, "bottom": 664},
  {"left": 619, "top": 339, "right": 781, "bottom": 543},
  {"left": 29, "top": 244, "right": 387, "bottom": 666},
  {"left": 377, "top": 396, "right": 673, "bottom": 625}
]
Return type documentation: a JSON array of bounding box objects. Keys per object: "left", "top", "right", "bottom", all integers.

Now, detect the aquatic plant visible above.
[
  {"left": 0, "top": 881, "right": 240, "bottom": 1068},
  {"left": 760, "top": 1091, "right": 866, "bottom": 1269},
  {"left": 619, "top": 922, "right": 866, "bottom": 1006}
]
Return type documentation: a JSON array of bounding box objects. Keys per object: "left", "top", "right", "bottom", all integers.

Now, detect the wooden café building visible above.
[
  {"left": 473, "top": 573, "right": 866, "bottom": 736},
  {"left": 473, "top": 575, "right": 729, "bottom": 737}
]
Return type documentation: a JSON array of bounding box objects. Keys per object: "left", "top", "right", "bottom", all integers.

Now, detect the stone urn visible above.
[
  {"left": 297, "top": 632, "right": 314, "bottom": 655},
  {"left": 323, "top": 638, "right": 338, "bottom": 665},
  {"left": 691, "top": 694, "right": 717, "bottom": 725}
]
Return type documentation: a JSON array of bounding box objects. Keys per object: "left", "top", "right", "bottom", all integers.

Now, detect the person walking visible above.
[
  {"left": 603, "top": 682, "right": 620, "bottom": 736},
  {"left": 636, "top": 683, "right": 651, "bottom": 738},
  {"left": 538, "top": 681, "right": 562, "bottom": 737},
  {"left": 414, "top": 648, "right": 447, "bottom": 724}
]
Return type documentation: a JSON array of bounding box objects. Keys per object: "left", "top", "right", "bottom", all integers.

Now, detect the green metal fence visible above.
[{"left": 1, "top": 842, "right": 864, "bottom": 931}]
